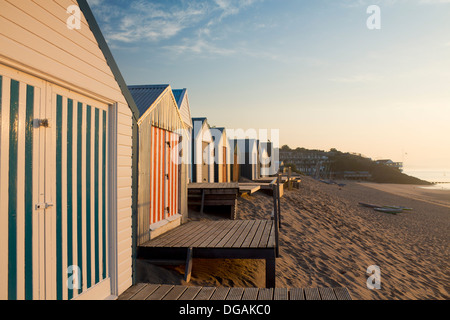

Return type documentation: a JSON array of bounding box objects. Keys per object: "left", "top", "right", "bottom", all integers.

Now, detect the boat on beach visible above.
[
  {"left": 359, "top": 202, "right": 380, "bottom": 208},
  {"left": 374, "top": 207, "right": 404, "bottom": 214}
]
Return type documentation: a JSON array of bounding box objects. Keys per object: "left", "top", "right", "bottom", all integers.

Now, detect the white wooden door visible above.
[{"left": 0, "top": 64, "right": 111, "bottom": 300}]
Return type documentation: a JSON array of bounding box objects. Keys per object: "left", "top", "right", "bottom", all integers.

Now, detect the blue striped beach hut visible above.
[{"left": 0, "top": 0, "right": 138, "bottom": 300}]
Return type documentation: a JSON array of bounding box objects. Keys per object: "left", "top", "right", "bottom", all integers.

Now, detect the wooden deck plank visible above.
[
  {"left": 239, "top": 184, "right": 261, "bottom": 195},
  {"left": 258, "top": 221, "right": 274, "bottom": 248},
  {"left": 189, "top": 183, "right": 239, "bottom": 189},
  {"left": 334, "top": 287, "right": 352, "bottom": 300},
  {"left": 166, "top": 221, "right": 217, "bottom": 248},
  {"left": 131, "top": 284, "right": 160, "bottom": 300},
  {"left": 241, "top": 288, "right": 259, "bottom": 300},
  {"left": 178, "top": 287, "right": 202, "bottom": 300},
  {"left": 215, "top": 221, "right": 247, "bottom": 248},
  {"left": 210, "top": 287, "right": 230, "bottom": 300},
  {"left": 167, "top": 222, "right": 215, "bottom": 248},
  {"left": 180, "top": 221, "right": 225, "bottom": 248},
  {"left": 304, "top": 288, "right": 321, "bottom": 300},
  {"left": 117, "top": 283, "right": 147, "bottom": 300},
  {"left": 226, "top": 288, "right": 245, "bottom": 300},
  {"left": 267, "top": 222, "right": 276, "bottom": 248},
  {"left": 289, "top": 288, "right": 305, "bottom": 300},
  {"left": 257, "top": 288, "right": 274, "bottom": 300},
  {"left": 250, "top": 221, "right": 270, "bottom": 248},
  {"left": 207, "top": 221, "right": 241, "bottom": 248},
  {"left": 119, "top": 285, "right": 352, "bottom": 301},
  {"left": 194, "top": 287, "right": 216, "bottom": 301},
  {"left": 224, "top": 220, "right": 251, "bottom": 247},
  {"left": 232, "top": 220, "right": 256, "bottom": 248},
  {"left": 319, "top": 288, "right": 337, "bottom": 300},
  {"left": 146, "top": 285, "right": 174, "bottom": 300},
  {"left": 241, "top": 220, "right": 263, "bottom": 247},
  {"left": 163, "top": 286, "right": 188, "bottom": 300},
  {"left": 196, "top": 220, "right": 235, "bottom": 248},
  {"left": 274, "top": 288, "right": 289, "bottom": 300},
  {"left": 189, "top": 220, "right": 229, "bottom": 248},
  {"left": 149, "top": 222, "right": 203, "bottom": 247}
]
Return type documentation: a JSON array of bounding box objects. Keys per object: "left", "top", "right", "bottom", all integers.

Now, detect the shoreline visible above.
[{"left": 359, "top": 182, "right": 450, "bottom": 208}]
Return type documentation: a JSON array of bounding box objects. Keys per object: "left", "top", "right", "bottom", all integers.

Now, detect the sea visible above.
[{"left": 403, "top": 169, "right": 450, "bottom": 190}]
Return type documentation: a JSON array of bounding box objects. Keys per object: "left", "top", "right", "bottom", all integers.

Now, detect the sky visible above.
[{"left": 88, "top": 0, "right": 450, "bottom": 172}]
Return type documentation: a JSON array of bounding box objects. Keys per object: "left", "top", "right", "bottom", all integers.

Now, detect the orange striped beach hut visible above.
[{"left": 128, "top": 85, "right": 187, "bottom": 243}]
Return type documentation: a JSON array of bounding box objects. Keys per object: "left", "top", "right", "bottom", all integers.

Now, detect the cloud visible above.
[
  {"left": 89, "top": 1, "right": 209, "bottom": 43},
  {"left": 418, "top": 0, "right": 450, "bottom": 3},
  {"left": 340, "top": 0, "right": 450, "bottom": 6},
  {"left": 163, "top": 38, "right": 236, "bottom": 57},
  {"left": 89, "top": 0, "right": 262, "bottom": 45},
  {"left": 329, "top": 74, "right": 382, "bottom": 83}
]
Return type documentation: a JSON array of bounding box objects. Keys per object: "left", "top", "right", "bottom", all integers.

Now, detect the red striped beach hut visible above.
[{"left": 128, "top": 85, "right": 187, "bottom": 242}]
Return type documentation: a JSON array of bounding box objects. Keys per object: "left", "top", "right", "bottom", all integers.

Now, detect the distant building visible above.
[
  {"left": 376, "top": 159, "right": 403, "bottom": 172},
  {"left": 279, "top": 149, "right": 330, "bottom": 177}
]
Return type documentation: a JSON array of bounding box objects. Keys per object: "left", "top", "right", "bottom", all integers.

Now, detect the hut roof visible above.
[
  {"left": 173, "top": 89, "right": 193, "bottom": 129},
  {"left": 128, "top": 85, "right": 170, "bottom": 117},
  {"left": 172, "top": 89, "right": 186, "bottom": 107}
]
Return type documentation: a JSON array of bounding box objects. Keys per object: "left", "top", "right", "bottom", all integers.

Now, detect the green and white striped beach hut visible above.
[{"left": 0, "top": 0, "right": 139, "bottom": 300}]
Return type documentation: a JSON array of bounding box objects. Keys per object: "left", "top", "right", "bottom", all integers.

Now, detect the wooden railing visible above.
[{"left": 272, "top": 173, "right": 282, "bottom": 257}]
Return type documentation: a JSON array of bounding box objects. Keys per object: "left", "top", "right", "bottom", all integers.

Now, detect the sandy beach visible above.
[{"left": 137, "top": 177, "right": 450, "bottom": 300}]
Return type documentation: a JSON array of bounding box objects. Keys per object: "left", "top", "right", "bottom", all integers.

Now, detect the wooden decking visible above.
[
  {"left": 138, "top": 220, "right": 277, "bottom": 287},
  {"left": 238, "top": 183, "right": 261, "bottom": 195},
  {"left": 119, "top": 284, "right": 352, "bottom": 301},
  {"left": 140, "top": 220, "right": 276, "bottom": 249},
  {"left": 188, "top": 183, "right": 239, "bottom": 219}
]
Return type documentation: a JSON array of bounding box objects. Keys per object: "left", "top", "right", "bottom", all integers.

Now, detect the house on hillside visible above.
[{"left": 0, "top": 0, "right": 138, "bottom": 300}]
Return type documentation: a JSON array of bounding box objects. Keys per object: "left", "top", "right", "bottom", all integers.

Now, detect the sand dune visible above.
[{"left": 138, "top": 177, "right": 450, "bottom": 300}]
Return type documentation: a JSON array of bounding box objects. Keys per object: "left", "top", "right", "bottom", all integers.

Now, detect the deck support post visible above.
[
  {"left": 272, "top": 185, "right": 280, "bottom": 258},
  {"left": 265, "top": 257, "right": 276, "bottom": 288},
  {"left": 230, "top": 199, "right": 237, "bottom": 220},
  {"left": 184, "top": 247, "right": 193, "bottom": 283},
  {"left": 200, "top": 189, "right": 205, "bottom": 214},
  {"left": 277, "top": 174, "right": 281, "bottom": 229}
]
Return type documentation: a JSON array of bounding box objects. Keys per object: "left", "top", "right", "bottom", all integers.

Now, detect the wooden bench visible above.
[{"left": 188, "top": 183, "right": 239, "bottom": 220}]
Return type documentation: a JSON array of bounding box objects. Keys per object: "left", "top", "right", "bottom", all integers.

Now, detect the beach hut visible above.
[
  {"left": 0, "top": 0, "right": 139, "bottom": 300},
  {"left": 260, "top": 141, "right": 278, "bottom": 177},
  {"left": 128, "top": 85, "right": 187, "bottom": 241},
  {"left": 230, "top": 139, "right": 241, "bottom": 182},
  {"left": 191, "top": 118, "right": 214, "bottom": 183},
  {"left": 234, "top": 139, "right": 261, "bottom": 180},
  {"left": 172, "top": 89, "right": 192, "bottom": 224},
  {"left": 211, "top": 128, "right": 231, "bottom": 183}
]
